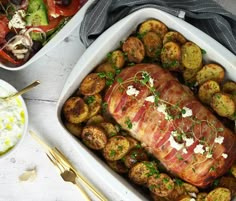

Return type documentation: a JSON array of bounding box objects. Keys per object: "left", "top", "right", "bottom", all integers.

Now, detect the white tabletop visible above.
[{"left": 0, "top": 1, "right": 235, "bottom": 201}]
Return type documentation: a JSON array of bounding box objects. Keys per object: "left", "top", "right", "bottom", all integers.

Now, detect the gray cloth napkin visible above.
[{"left": 80, "top": 0, "right": 236, "bottom": 55}]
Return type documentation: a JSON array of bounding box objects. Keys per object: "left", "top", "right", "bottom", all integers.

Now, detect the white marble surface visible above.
[{"left": 0, "top": 1, "right": 235, "bottom": 201}]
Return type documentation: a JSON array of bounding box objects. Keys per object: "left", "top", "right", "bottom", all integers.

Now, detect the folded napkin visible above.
[{"left": 80, "top": 0, "right": 236, "bottom": 55}]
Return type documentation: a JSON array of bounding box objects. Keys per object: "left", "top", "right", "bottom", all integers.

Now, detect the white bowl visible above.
[
  {"left": 0, "top": 0, "right": 95, "bottom": 71},
  {"left": 0, "top": 79, "right": 28, "bottom": 159},
  {"left": 56, "top": 8, "right": 236, "bottom": 200}
]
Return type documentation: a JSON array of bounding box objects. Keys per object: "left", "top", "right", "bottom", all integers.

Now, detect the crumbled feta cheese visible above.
[
  {"left": 171, "top": 130, "right": 178, "bottom": 137},
  {"left": 182, "top": 106, "right": 193, "bottom": 118},
  {"left": 126, "top": 85, "right": 139, "bottom": 96},
  {"left": 145, "top": 95, "right": 155, "bottom": 103},
  {"left": 188, "top": 192, "right": 197, "bottom": 198},
  {"left": 149, "top": 77, "right": 154, "bottom": 87},
  {"left": 157, "top": 104, "right": 172, "bottom": 120},
  {"left": 183, "top": 137, "right": 194, "bottom": 147},
  {"left": 214, "top": 136, "right": 224, "bottom": 144},
  {"left": 222, "top": 153, "right": 228, "bottom": 159},
  {"left": 8, "top": 10, "right": 26, "bottom": 29},
  {"left": 183, "top": 148, "right": 188, "bottom": 154},
  {"left": 169, "top": 135, "right": 184, "bottom": 151},
  {"left": 194, "top": 144, "right": 205, "bottom": 154},
  {"left": 206, "top": 152, "right": 213, "bottom": 159}
]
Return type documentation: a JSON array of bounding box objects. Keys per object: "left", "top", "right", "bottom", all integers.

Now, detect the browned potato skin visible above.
[
  {"left": 139, "top": 19, "right": 168, "bottom": 39},
  {"left": 84, "top": 94, "right": 102, "bottom": 118},
  {"left": 196, "top": 63, "right": 225, "bottom": 85},
  {"left": 126, "top": 136, "right": 139, "bottom": 149},
  {"left": 79, "top": 73, "right": 106, "bottom": 96},
  {"left": 181, "top": 42, "right": 202, "bottom": 69},
  {"left": 62, "top": 97, "right": 89, "bottom": 124},
  {"left": 107, "top": 160, "right": 128, "bottom": 174},
  {"left": 64, "top": 121, "right": 82, "bottom": 138},
  {"left": 124, "top": 148, "right": 149, "bottom": 168},
  {"left": 142, "top": 31, "right": 162, "bottom": 58},
  {"left": 167, "top": 184, "right": 186, "bottom": 200},
  {"left": 99, "top": 122, "right": 117, "bottom": 138},
  {"left": 151, "top": 193, "right": 170, "bottom": 201},
  {"left": 210, "top": 92, "right": 235, "bottom": 117},
  {"left": 103, "top": 136, "right": 130, "bottom": 161},
  {"left": 182, "top": 182, "right": 199, "bottom": 194},
  {"left": 198, "top": 80, "right": 220, "bottom": 104},
  {"left": 222, "top": 81, "right": 236, "bottom": 93},
  {"left": 183, "top": 67, "right": 202, "bottom": 83},
  {"left": 163, "top": 31, "right": 187, "bottom": 45},
  {"left": 129, "top": 161, "right": 157, "bottom": 185},
  {"left": 161, "top": 41, "right": 182, "bottom": 71},
  {"left": 86, "top": 114, "right": 104, "bottom": 125},
  {"left": 230, "top": 163, "right": 236, "bottom": 178},
  {"left": 147, "top": 173, "right": 174, "bottom": 197},
  {"left": 219, "top": 176, "right": 236, "bottom": 196},
  {"left": 81, "top": 125, "right": 107, "bottom": 150},
  {"left": 95, "top": 62, "right": 116, "bottom": 74},
  {"left": 109, "top": 50, "right": 125, "bottom": 69},
  {"left": 205, "top": 187, "right": 231, "bottom": 201},
  {"left": 122, "top": 36, "right": 145, "bottom": 63},
  {"left": 196, "top": 192, "right": 208, "bottom": 201}
]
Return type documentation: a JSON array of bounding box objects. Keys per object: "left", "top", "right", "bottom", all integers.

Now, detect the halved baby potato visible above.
[
  {"left": 181, "top": 42, "right": 202, "bottom": 69},
  {"left": 205, "top": 187, "right": 231, "bottom": 201},
  {"left": 122, "top": 36, "right": 145, "bottom": 63},
  {"left": 167, "top": 184, "right": 186, "bottom": 200},
  {"left": 161, "top": 41, "right": 181, "bottom": 71},
  {"left": 64, "top": 121, "right": 82, "bottom": 138},
  {"left": 95, "top": 62, "right": 116, "bottom": 74},
  {"left": 183, "top": 67, "right": 202, "bottom": 83},
  {"left": 81, "top": 125, "right": 107, "bottom": 150},
  {"left": 129, "top": 161, "right": 158, "bottom": 185},
  {"left": 84, "top": 94, "right": 102, "bottom": 118},
  {"left": 124, "top": 148, "right": 149, "bottom": 168},
  {"left": 126, "top": 136, "right": 140, "bottom": 150},
  {"left": 107, "top": 160, "right": 128, "bottom": 174},
  {"left": 198, "top": 80, "right": 220, "bottom": 104},
  {"left": 210, "top": 92, "right": 235, "bottom": 117},
  {"left": 196, "top": 192, "right": 208, "bottom": 201},
  {"left": 147, "top": 173, "right": 174, "bottom": 197},
  {"left": 62, "top": 97, "right": 89, "bottom": 124},
  {"left": 79, "top": 73, "right": 106, "bottom": 96},
  {"left": 219, "top": 176, "right": 236, "bottom": 196},
  {"left": 103, "top": 136, "right": 130, "bottom": 161},
  {"left": 139, "top": 19, "right": 168, "bottom": 39},
  {"left": 108, "top": 50, "right": 125, "bottom": 69},
  {"left": 230, "top": 163, "right": 236, "bottom": 178},
  {"left": 142, "top": 31, "right": 162, "bottom": 58},
  {"left": 196, "top": 64, "right": 225, "bottom": 85},
  {"left": 99, "top": 122, "right": 117, "bottom": 138},
  {"left": 182, "top": 182, "right": 199, "bottom": 194},
  {"left": 86, "top": 114, "right": 104, "bottom": 125},
  {"left": 163, "top": 31, "right": 187, "bottom": 45},
  {"left": 222, "top": 81, "right": 236, "bottom": 93}
]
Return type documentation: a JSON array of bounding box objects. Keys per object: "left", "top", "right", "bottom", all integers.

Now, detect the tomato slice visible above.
[
  {"left": 0, "top": 16, "right": 9, "bottom": 44},
  {"left": 0, "top": 50, "right": 23, "bottom": 66},
  {"left": 47, "top": 0, "right": 80, "bottom": 17},
  {"left": 28, "top": 16, "right": 64, "bottom": 33}
]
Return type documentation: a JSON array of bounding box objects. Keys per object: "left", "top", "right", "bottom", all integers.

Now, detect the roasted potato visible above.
[
  {"left": 81, "top": 125, "right": 107, "bottom": 150},
  {"left": 182, "top": 182, "right": 199, "bottom": 194},
  {"left": 124, "top": 148, "right": 149, "bottom": 168},
  {"left": 183, "top": 67, "right": 201, "bottom": 83},
  {"left": 86, "top": 114, "right": 104, "bottom": 125},
  {"left": 177, "top": 195, "right": 194, "bottom": 201},
  {"left": 95, "top": 62, "right": 115, "bottom": 74},
  {"left": 230, "top": 163, "right": 236, "bottom": 178},
  {"left": 107, "top": 160, "right": 128, "bottom": 174},
  {"left": 84, "top": 94, "right": 102, "bottom": 118},
  {"left": 219, "top": 176, "right": 236, "bottom": 196},
  {"left": 198, "top": 80, "right": 220, "bottom": 104},
  {"left": 147, "top": 173, "right": 174, "bottom": 197},
  {"left": 62, "top": 97, "right": 89, "bottom": 124},
  {"left": 129, "top": 161, "right": 158, "bottom": 185},
  {"left": 122, "top": 36, "right": 145, "bottom": 63},
  {"left": 163, "top": 31, "right": 187, "bottom": 45},
  {"left": 99, "top": 122, "right": 117, "bottom": 138},
  {"left": 210, "top": 92, "right": 235, "bottom": 117},
  {"left": 151, "top": 193, "right": 170, "bottom": 201},
  {"left": 205, "top": 187, "right": 231, "bottom": 201},
  {"left": 196, "top": 192, "right": 208, "bottom": 201},
  {"left": 222, "top": 81, "right": 236, "bottom": 93},
  {"left": 161, "top": 41, "right": 181, "bottom": 71},
  {"left": 126, "top": 136, "right": 140, "bottom": 149},
  {"left": 64, "top": 121, "right": 82, "bottom": 138},
  {"left": 167, "top": 184, "right": 186, "bottom": 200},
  {"left": 139, "top": 19, "right": 168, "bottom": 39},
  {"left": 79, "top": 73, "right": 106, "bottom": 96},
  {"left": 181, "top": 42, "right": 202, "bottom": 69},
  {"left": 103, "top": 136, "right": 130, "bottom": 161},
  {"left": 108, "top": 50, "right": 125, "bottom": 69},
  {"left": 142, "top": 31, "right": 162, "bottom": 58},
  {"left": 196, "top": 63, "right": 225, "bottom": 85}
]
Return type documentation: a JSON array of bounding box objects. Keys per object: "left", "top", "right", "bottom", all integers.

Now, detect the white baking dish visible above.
[
  {"left": 0, "top": 0, "right": 95, "bottom": 71},
  {"left": 56, "top": 8, "right": 236, "bottom": 201}
]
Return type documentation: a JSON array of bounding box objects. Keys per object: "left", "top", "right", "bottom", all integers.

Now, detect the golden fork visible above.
[{"left": 29, "top": 130, "right": 108, "bottom": 201}]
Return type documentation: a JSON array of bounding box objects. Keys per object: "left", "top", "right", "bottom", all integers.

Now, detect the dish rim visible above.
[{"left": 56, "top": 7, "right": 236, "bottom": 200}]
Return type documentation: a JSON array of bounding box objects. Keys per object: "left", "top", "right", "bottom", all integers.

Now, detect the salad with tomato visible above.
[{"left": 0, "top": 0, "right": 86, "bottom": 67}]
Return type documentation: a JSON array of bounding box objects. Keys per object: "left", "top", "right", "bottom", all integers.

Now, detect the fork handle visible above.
[{"left": 74, "top": 178, "right": 92, "bottom": 201}]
